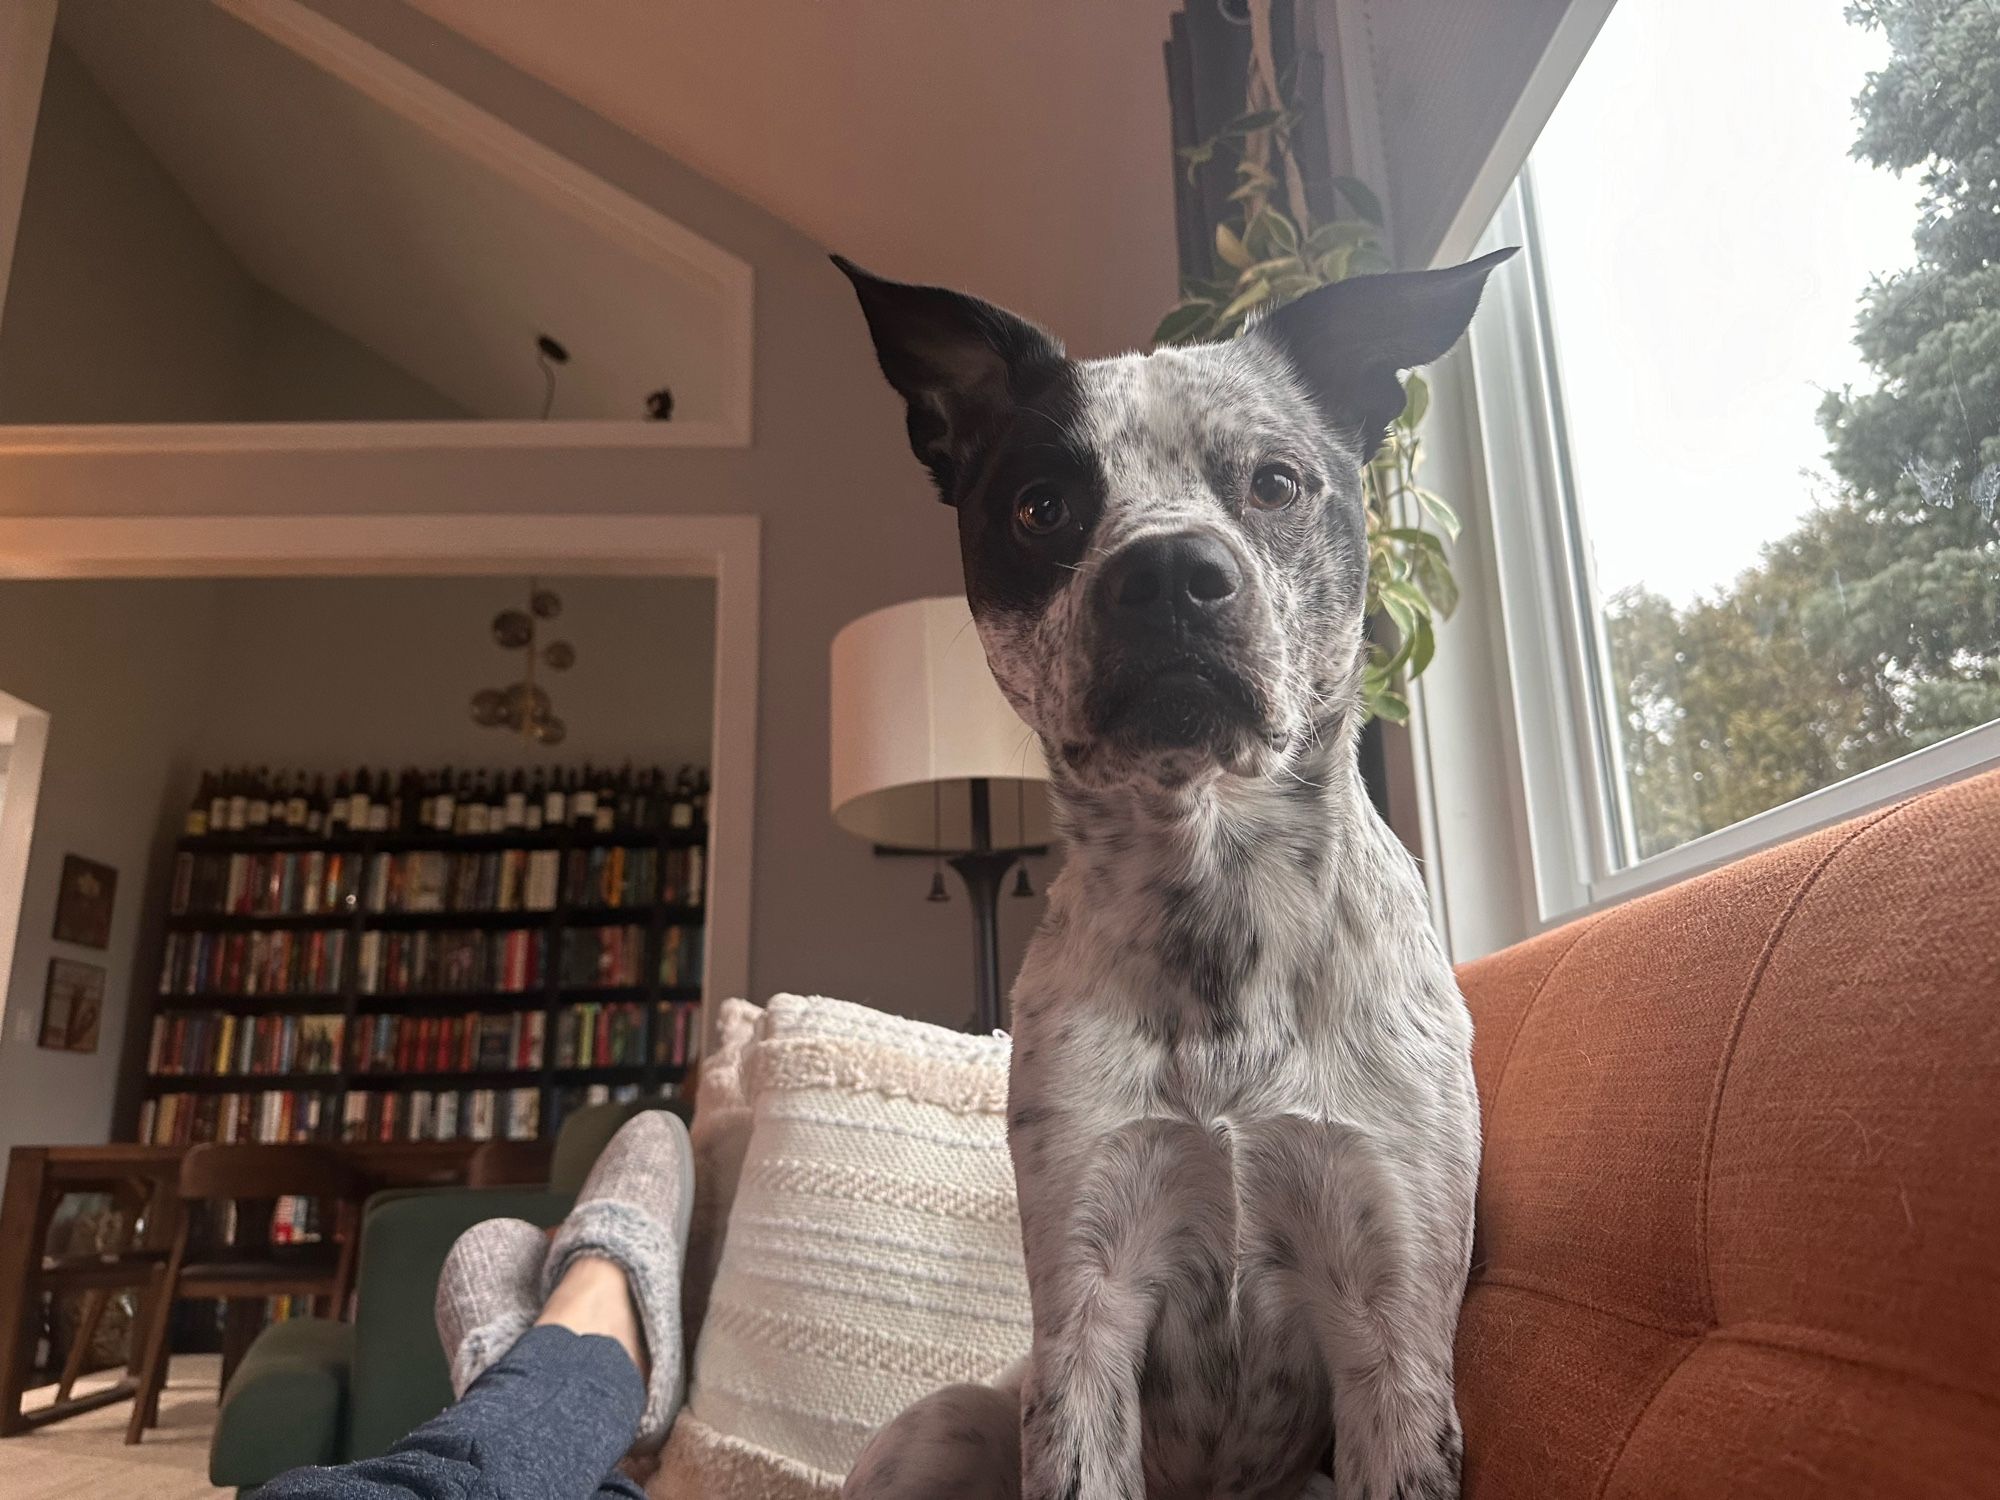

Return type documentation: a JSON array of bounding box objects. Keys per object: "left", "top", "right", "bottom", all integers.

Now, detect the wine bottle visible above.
[
  {"left": 247, "top": 767, "right": 272, "bottom": 831},
  {"left": 466, "top": 770, "right": 491, "bottom": 835},
  {"left": 545, "top": 768, "right": 567, "bottom": 827},
  {"left": 307, "top": 773, "right": 328, "bottom": 834},
  {"left": 369, "top": 770, "right": 392, "bottom": 832},
  {"left": 285, "top": 772, "right": 308, "bottom": 831},
  {"left": 329, "top": 772, "right": 352, "bottom": 834},
  {"left": 504, "top": 770, "right": 527, "bottom": 829},
  {"left": 224, "top": 769, "right": 248, "bottom": 832},
  {"left": 669, "top": 766, "right": 695, "bottom": 831},
  {"left": 455, "top": 771, "right": 476, "bottom": 834},
  {"left": 594, "top": 765, "right": 616, "bottom": 834},
  {"left": 185, "top": 773, "right": 213, "bottom": 837},
  {"left": 206, "top": 772, "right": 228, "bottom": 835},
  {"left": 347, "top": 768, "right": 372, "bottom": 832},
  {"left": 433, "top": 768, "right": 457, "bottom": 834},
  {"left": 572, "top": 765, "right": 598, "bottom": 829}
]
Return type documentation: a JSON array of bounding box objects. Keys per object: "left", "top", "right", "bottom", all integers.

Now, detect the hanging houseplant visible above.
[{"left": 1155, "top": 0, "right": 1461, "bottom": 725}]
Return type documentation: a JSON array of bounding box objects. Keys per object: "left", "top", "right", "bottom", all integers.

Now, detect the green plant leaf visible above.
[
  {"left": 1304, "top": 219, "right": 1379, "bottom": 257},
  {"left": 1331, "top": 176, "right": 1385, "bottom": 225},
  {"left": 1415, "top": 489, "right": 1462, "bottom": 542},
  {"left": 1179, "top": 139, "right": 1216, "bottom": 185},
  {"left": 1372, "top": 687, "right": 1412, "bottom": 724},
  {"left": 1151, "top": 301, "right": 1216, "bottom": 347},
  {"left": 1347, "top": 243, "right": 1395, "bottom": 276},
  {"left": 1233, "top": 160, "right": 1279, "bottom": 188},
  {"left": 1218, "top": 278, "right": 1273, "bottom": 325},
  {"left": 1215, "top": 223, "right": 1252, "bottom": 271},
  {"left": 1244, "top": 208, "right": 1299, "bottom": 262},
  {"left": 1410, "top": 549, "right": 1460, "bottom": 620},
  {"left": 1314, "top": 247, "right": 1354, "bottom": 284},
  {"left": 1399, "top": 372, "right": 1430, "bottom": 429},
  {"left": 1384, "top": 526, "right": 1447, "bottom": 557},
  {"left": 1407, "top": 615, "right": 1436, "bottom": 679}
]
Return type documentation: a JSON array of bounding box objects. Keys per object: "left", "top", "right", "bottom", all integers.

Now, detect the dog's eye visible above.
[
  {"left": 1015, "top": 483, "right": 1071, "bottom": 536},
  {"left": 1249, "top": 463, "right": 1303, "bottom": 511}
]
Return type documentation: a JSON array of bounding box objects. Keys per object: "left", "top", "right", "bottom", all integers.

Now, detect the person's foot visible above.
[
  {"left": 435, "top": 1217, "right": 547, "bottom": 1397},
  {"left": 541, "top": 1110, "right": 696, "bottom": 1453}
]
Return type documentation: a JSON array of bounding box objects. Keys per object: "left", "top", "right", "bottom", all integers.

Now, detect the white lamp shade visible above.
[{"left": 830, "top": 596, "right": 1053, "bottom": 849}]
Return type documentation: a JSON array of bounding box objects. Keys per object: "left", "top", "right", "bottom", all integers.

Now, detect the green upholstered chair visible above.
[{"left": 209, "top": 1101, "right": 686, "bottom": 1492}]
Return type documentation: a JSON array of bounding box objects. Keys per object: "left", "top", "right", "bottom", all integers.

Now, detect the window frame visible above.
[{"left": 1460, "top": 180, "right": 2000, "bottom": 924}]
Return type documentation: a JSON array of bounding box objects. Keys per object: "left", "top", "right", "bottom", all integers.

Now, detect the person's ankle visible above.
[{"left": 536, "top": 1254, "right": 649, "bottom": 1379}]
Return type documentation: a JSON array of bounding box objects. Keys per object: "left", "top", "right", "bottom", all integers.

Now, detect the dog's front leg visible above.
[
  {"left": 1020, "top": 1118, "right": 1233, "bottom": 1500},
  {"left": 1240, "top": 1117, "right": 1464, "bottom": 1500}
]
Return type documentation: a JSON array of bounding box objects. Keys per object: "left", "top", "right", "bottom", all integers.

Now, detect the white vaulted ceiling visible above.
[
  {"left": 53, "top": 0, "right": 749, "bottom": 423},
  {"left": 394, "top": 0, "right": 1184, "bottom": 358}
]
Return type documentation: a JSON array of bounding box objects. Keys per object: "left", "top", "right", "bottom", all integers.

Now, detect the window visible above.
[{"left": 1467, "top": 0, "right": 2000, "bottom": 916}]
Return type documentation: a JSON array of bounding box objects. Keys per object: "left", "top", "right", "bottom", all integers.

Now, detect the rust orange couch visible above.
[{"left": 1452, "top": 768, "right": 2000, "bottom": 1498}]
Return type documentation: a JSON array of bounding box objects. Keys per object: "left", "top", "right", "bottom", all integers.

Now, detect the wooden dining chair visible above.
[{"left": 125, "top": 1143, "right": 360, "bottom": 1444}]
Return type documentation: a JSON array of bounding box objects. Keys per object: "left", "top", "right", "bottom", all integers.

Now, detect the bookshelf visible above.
[{"left": 139, "top": 820, "right": 706, "bottom": 1146}]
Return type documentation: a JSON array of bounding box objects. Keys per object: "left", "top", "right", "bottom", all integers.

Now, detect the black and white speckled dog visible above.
[{"left": 834, "top": 246, "right": 1512, "bottom": 1500}]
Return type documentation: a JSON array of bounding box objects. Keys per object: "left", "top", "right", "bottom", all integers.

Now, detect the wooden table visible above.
[{"left": 0, "top": 1141, "right": 481, "bottom": 1436}]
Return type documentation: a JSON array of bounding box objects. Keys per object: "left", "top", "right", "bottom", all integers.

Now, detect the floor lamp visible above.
[{"left": 831, "top": 596, "right": 1051, "bottom": 1032}]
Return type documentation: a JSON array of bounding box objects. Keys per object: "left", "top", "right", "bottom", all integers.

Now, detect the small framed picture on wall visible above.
[
  {"left": 40, "top": 958, "right": 106, "bottom": 1053},
  {"left": 51, "top": 854, "right": 118, "bottom": 949}
]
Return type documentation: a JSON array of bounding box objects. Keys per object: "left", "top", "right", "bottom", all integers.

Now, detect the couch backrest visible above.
[{"left": 1453, "top": 769, "right": 2000, "bottom": 1499}]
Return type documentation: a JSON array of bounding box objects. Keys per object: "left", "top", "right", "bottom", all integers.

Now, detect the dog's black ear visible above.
[
  {"left": 833, "top": 255, "right": 1066, "bottom": 504},
  {"left": 1254, "top": 247, "right": 1517, "bottom": 459}
]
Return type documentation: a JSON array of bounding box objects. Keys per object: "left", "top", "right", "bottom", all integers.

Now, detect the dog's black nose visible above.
[{"left": 1099, "top": 532, "right": 1242, "bottom": 633}]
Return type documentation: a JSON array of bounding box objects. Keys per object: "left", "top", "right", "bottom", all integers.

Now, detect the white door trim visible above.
[{"left": 0, "top": 511, "right": 761, "bottom": 1041}]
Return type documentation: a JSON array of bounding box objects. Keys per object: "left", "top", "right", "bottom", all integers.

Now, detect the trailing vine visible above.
[{"left": 1154, "top": 0, "right": 1461, "bottom": 724}]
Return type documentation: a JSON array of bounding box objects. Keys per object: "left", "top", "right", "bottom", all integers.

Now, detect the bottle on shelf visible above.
[
  {"left": 328, "top": 772, "right": 352, "bottom": 834},
  {"left": 543, "top": 767, "right": 566, "bottom": 829},
  {"left": 593, "top": 766, "right": 617, "bottom": 834},
  {"left": 185, "top": 773, "right": 214, "bottom": 837},
  {"left": 669, "top": 766, "right": 695, "bottom": 831},
  {"left": 503, "top": 770, "right": 527, "bottom": 830},
  {"left": 433, "top": 767, "right": 457, "bottom": 834},
  {"left": 369, "top": 770, "right": 393, "bottom": 832},
  {"left": 308, "top": 773, "right": 329, "bottom": 835},
  {"left": 347, "top": 768, "right": 373, "bottom": 832},
  {"left": 693, "top": 767, "right": 710, "bottom": 828},
  {"left": 572, "top": 766, "right": 598, "bottom": 831},
  {"left": 246, "top": 768, "right": 272, "bottom": 831},
  {"left": 225, "top": 769, "right": 249, "bottom": 833},
  {"left": 285, "top": 771, "right": 309, "bottom": 832},
  {"left": 206, "top": 771, "right": 229, "bottom": 836}
]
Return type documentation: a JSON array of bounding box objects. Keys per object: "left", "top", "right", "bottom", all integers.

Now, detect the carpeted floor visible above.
[{"left": 0, "top": 1355, "right": 224, "bottom": 1500}]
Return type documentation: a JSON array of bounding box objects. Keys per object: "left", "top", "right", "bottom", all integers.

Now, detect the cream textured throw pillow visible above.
[
  {"left": 656, "top": 993, "right": 1028, "bottom": 1498},
  {"left": 679, "top": 996, "right": 765, "bottom": 1363}
]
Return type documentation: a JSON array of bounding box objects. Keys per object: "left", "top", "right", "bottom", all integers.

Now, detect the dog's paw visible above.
[{"left": 1333, "top": 1413, "right": 1462, "bottom": 1500}]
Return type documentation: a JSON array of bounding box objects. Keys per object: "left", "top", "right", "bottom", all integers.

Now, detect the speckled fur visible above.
[{"left": 837, "top": 256, "right": 1503, "bottom": 1500}]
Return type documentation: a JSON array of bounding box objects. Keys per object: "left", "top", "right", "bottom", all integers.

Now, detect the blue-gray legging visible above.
[{"left": 256, "top": 1326, "right": 647, "bottom": 1500}]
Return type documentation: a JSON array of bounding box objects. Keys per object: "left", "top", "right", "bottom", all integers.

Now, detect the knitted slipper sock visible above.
[
  {"left": 434, "top": 1217, "right": 549, "bottom": 1397},
  {"left": 542, "top": 1110, "right": 696, "bottom": 1452}
]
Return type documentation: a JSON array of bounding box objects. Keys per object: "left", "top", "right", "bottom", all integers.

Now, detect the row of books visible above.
[
  {"left": 137, "top": 1085, "right": 544, "bottom": 1145},
  {"left": 367, "top": 848, "right": 560, "bottom": 915},
  {"left": 562, "top": 845, "right": 704, "bottom": 908},
  {"left": 140, "top": 1088, "right": 340, "bottom": 1145},
  {"left": 357, "top": 928, "right": 549, "bottom": 995},
  {"left": 351, "top": 1010, "right": 546, "bottom": 1074},
  {"left": 139, "top": 1081, "right": 680, "bottom": 1146},
  {"left": 343, "top": 1087, "right": 542, "bottom": 1143},
  {"left": 148, "top": 1011, "right": 345, "bottom": 1077},
  {"left": 171, "top": 849, "right": 362, "bottom": 919},
  {"left": 660, "top": 925, "right": 704, "bottom": 989},
  {"left": 160, "top": 930, "right": 347, "bottom": 997},
  {"left": 171, "top": 843, "right": 707, "bottom": 920},
  {"left": 146, "top": 1001, "right": 705, "bottom": 1082}
]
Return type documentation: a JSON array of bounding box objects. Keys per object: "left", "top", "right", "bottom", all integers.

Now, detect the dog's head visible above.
[{"left": 838, "top": 250, "right": 1512, "bottom": 792}]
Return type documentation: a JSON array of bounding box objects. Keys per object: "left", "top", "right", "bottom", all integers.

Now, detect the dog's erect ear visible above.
[
  {"left": 833, "top": 255, "right": 1066, "bottom": 503},
  {"left": 1254, "top": 247, "right": 1517, "bottom": 459}
]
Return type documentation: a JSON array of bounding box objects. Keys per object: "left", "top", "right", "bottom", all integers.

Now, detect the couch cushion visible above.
[
  {"left": 1454, "top": 769, "right": 2000, "bottom": 1499},
  {"left": 210, "top": 1315, "right": 352, "bottom": 1486},
  {"left": 669, "top": 993, "right": 1028, "bottom": 1486}
]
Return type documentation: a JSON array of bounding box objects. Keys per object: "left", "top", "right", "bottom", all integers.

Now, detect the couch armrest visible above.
[
  {"left": 344, "top": 1186, "right": 572, "bottom": 1462},
  {"left": 209, "top": 1316, "right": 353, "bottom": 1488}
]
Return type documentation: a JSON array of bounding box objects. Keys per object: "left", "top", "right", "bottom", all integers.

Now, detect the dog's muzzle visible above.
[{"left": 1085, "top": 531, "right": 1267, "bottom": 753}]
